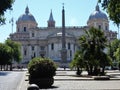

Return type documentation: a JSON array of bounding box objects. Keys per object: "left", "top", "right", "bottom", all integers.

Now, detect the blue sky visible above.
[{"left": 0, "top": 0, "right": 118, "bottom": 42}]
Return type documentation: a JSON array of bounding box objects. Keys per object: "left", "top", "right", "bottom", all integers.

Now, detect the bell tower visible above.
[{"left": 47, "top": 10, "right": 55, "bottom": 27}]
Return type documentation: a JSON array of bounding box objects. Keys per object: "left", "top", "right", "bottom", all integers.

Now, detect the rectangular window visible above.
[
  {"left": 31, "top": 46, "right": 34, "bottom": 51},
  {"left": 32, "top": 33, "right": 34, "bottom": 37},
  {"left": 17, "top": 28, "right": 19, "bottom": 32},
  {"left": 24, "top": 27, "right": 26, "bottom": 32},
  {"left": 105, "top": 26, "right": 108, "bottom": 30},
  {"left": 34, "top": 52, "right": 36, "bottom": 57},
  {"left": 70, "top": 50, "right": 72, "bottom": 57},
  {"left": 40, "top": 46, "right": 45, "bottom": 50},
  {"left": 68, "top": 43, "right": 71, "bottom": 50},
  {"left": 24, "top": 50, "right": 27, "bottom": 56},
  {"left": 51, "top": 43, "right": 54, "bottom": 50},
  {"left": 74, "top": 44, "right": 75, "bottom": 51},
  {"left": 98, "top": 25, "right": 101, "bottom": 30}
]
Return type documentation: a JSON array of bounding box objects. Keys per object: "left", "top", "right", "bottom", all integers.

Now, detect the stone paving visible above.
[
  {"left": 0, "top": 71, "right": 25, "bottom": 90},
  {"left": 19, "top": 70, "right": 120, "bottom": 90},
  {"left": 53, "top": 80, "right": 120, "bottom": 90}
]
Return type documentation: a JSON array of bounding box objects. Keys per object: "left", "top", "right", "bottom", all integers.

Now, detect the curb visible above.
[{"left": 54, "top": 78, "right": 120, "bottom": 81}]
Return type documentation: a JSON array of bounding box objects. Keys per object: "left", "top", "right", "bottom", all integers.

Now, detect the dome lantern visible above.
[
  {"left": 96, "top": 4, "right": 100, "bottom": 11},
  {"left": 25, "top": 6, "right": 29, "bottom": 14}
]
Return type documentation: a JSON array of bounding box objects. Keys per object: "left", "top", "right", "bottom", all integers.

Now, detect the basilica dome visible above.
[
  {"left": 88, "top": 4, "right": 108, "bottom": 21},
  {"left": 18, "top": 6, "right": 36, "bottom": 22}
]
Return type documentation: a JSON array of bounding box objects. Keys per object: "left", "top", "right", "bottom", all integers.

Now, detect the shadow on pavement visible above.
[
  {"left": 39, "top": 86, "right": 58, "bottom": 89},
  {"left": 0, "top": 71, "right": 11, "bottom": 76}
]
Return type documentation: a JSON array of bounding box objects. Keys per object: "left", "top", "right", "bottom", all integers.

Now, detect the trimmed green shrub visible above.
[
  {"left": 28, "top": 57, "right": 57, "bottom": 78},
  {"left": 28, "top": 57, "right": 57, "bottom": 88}
]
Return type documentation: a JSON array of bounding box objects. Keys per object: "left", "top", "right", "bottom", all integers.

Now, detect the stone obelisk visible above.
[{"left": 61, "top": 4, "right": 67, "bottom": 67}]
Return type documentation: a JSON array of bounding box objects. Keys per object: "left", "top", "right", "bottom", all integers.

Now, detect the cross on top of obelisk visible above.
[{"left": 62, "top": 3, "right": 64, "bottom": 9}]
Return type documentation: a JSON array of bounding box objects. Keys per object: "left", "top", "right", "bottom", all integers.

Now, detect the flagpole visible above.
[
  {"left": 12, "top": 17, "right": 14, "bottom": 34},
  {"left": 10, "top": 17, "right": 14, "bottom": 34}
]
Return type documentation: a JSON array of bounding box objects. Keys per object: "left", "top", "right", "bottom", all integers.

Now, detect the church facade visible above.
[{"left": 10, "top": 5, "right": 117, "bottom": 66}]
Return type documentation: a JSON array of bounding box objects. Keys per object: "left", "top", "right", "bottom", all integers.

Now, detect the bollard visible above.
[{"left": 27, "top": 84, "right": 39, "bottom": 90}]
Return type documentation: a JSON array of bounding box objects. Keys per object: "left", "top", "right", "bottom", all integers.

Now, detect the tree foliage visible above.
[
  {"left": 0, "top": 0, "right": 14, "bottom": 25},
  {"left": 114, "top": 45, "right": 120, "bottom": 70},
  {"left": 99, "top": 0, "right": 120, "bottom": 26},
  {"left": 70, "top": 50, "right": 84, "bottom": 75},
  {"left": 108, "top": 39, "right": 120, "bottom": 60},
  {"left": 0, "top": 43, "right": 12, "bottom": 65},
  {"left": 114, "top": 45, "right": 120, "bottom": 62},
  {"left": 5, "top": 39, "right": 22, "bottom": 63}
]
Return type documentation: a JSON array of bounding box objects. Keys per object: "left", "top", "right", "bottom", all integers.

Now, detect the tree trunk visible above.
[
  {"left": 90, "top": 65, "right": 93, "bottom": 75},
  {"left": 86, "top": 64, "right": 90, "bottom": 75},
  {"left": 119, "top": 62, "right": 120, "bottom": 71},
  {"left": 101, "top": 66, "right": 105, "bottom": 75},
  {"left": 76, "top": 67, "right": 81, "bottom": 75},
  {"left": 93, "top": 66, "right": 99, "bottom": 76},
  {"left": 0, "top": 65, "right": 2, "bottom": 71},
  {"left": 10, "top": 64, "right": 12, "bottom": 71},
  {"left": 6, "top": 65, "right": 8, "bottom": 71},
  {"left": 3, "top": 65, "right": 5, "bottom": 71},
  {"left": 87, "top": 65, "right": 93, "bottom": 75}
]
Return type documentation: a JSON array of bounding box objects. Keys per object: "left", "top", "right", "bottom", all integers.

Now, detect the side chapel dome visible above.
[
  {"left": 87, "top": 4, "right": 109, "bottom": 31},
  {"left": 18, "top": 6, "right": 36, "bottom": 22},
  {"left": 88, "top": 4, "right": 108, "bottom": 21}
]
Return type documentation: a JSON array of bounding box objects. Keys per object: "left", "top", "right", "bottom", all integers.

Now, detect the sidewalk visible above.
[
  {"left": 17, "top": 70, "right": 29, "bottom": 90},
  {"left": 18, "top": 70, "right": 120, "bottom": 90}
]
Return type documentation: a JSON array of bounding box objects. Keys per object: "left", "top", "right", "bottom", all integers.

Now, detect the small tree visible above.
[
  {"left": 0, "top": 40, "right": 22, "bottom": 71},
  {"left": 79, "top": 27, "right": 108, "bottom": 75},
  {"left": 0, "top": 43, "right": 12, "bottom": 70}
]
